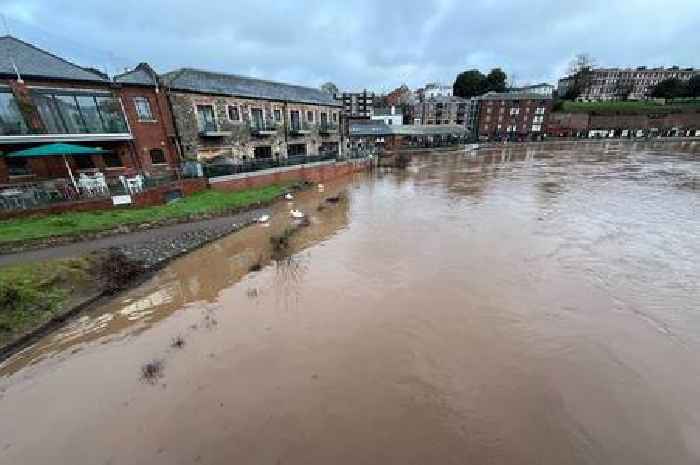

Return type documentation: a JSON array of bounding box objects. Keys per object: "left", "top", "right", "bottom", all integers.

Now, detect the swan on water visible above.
[{"left": 290, "top": 209, "right": 305, "bottom": 219}]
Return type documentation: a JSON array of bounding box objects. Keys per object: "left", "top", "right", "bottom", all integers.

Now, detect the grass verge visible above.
[
  {"left": 0, "top": 184, "right": 288, "bottom": 246},
  {"left": 0, "top": 257, "right": 96, "bottom": 347}
]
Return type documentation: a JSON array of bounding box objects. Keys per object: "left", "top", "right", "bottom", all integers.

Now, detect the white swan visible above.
[
  {"left": 257, "top": 214, "right": 271, "bottom": 223},
  {"left": 285, "top": 193, "right": 294, "bottom": 200},
  {"left": 290, "top": 209, "right": 305, "bottom": 219}
]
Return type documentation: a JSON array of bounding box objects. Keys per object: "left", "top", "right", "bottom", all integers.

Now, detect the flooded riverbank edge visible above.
[{"left": 0, "top": 180, "right": 343, "bottom": 360}]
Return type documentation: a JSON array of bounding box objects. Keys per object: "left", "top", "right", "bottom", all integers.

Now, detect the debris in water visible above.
[
  {"left": 249, "top": 254, "right": 264, "bottom": 272},
  {"left": 140, "top": 359, "right": 164, "bottom": 384},
  {"left": 171, "top": 335, "right": 186, "bottom": 349},
  {"left": 325, "top": 194, "right": 343, "bottom": 204},
  {"left": 285, "top": 193, "right": 294, "bottom": 200},
  {"left": 290, "top": 209, "right": 305, "bottom": 219},
  {"left": 247, "top": 288, "right": 259, "bottom": 298}
]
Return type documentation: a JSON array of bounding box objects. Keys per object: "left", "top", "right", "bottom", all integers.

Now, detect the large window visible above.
[
  {"left": 290, "top": 110, "right": 301, "bottom": 131},
  {"left": 0, "top": 91, "right": 28, "bottom": 135},
  {"left": 149, "top": 148, "right": 167, "bottom": 165},
  {"left": 288, "top": 143, "right": 306, "bottom": 157},
  {"left": 30, "top": 90, "right": 129, "bottom": 134},
  {"left": 134, "top": 97, "right": 154, "bottom": 121},
  {"left": 6, "top": 157, "right": 31, "bottom": 176},
  {"left": 196, "top": 105, "right": 216, "bottom": 131},
  {"left": 254, "top": 146, "right": 272, "bottom": 159},
  {"left": 227, "top": 105, "right": 240, "bottom": 121}
]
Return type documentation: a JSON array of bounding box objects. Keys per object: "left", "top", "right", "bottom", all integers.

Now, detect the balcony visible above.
[
  {"left": 288, "top": 121, "right": 311, "bottom": 136},
  {"left": 249, "top": 120, "right": 278, "bottom": 137},
  {"left": 199, "top": 121, "right": 231, "bottom": 138},
  {"left": 319, "top": 122, "right": 339, "bottom": 135}
]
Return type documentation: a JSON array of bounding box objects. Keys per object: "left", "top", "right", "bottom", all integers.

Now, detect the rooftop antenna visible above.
[{"left": 1, "top": 14, "right": 23, "bottom": 83}]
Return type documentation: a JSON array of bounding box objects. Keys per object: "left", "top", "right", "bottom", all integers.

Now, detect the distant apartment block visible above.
[
  {"left": 413, "top": 95, "right": 478, "bottom": 132},
  {"left": 422, "top": 82, "right": 453, "bottom": 100},
  {"left": 559, "top": 66, "right": 699, "bottom": 101},
  {"left": 477, "top": 92, "right": 552, "bottom": 140},
  {"left": 337, "top": 90, "right": 374, "bottom": 118},
  {"left": 371, "top": 106, "right": 402, "bottom": 126},
  {"left": 508, "top": 82, "right": 554, "bottom": 96}
]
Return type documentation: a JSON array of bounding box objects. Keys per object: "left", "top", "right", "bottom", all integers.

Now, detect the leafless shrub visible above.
[{"left": 140, "top": 359, "right": 164, "bottom": 384}]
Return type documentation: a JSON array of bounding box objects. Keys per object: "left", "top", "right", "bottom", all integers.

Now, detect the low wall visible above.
[
  {"left": 0, "top": 178, "right": 208, "bottom": 220},
  {"left": 209, "top": 159, "right": 371, "bottom": 192}
]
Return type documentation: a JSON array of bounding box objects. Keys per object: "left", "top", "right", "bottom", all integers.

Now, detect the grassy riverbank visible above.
[
  {"left": 557, "top": 100, "right": 700, "bottom": 115},
  {"left": 0, "top": 257, "right": 97, "bottom": 348},
  {"left": 0, "top": 184, "right": 288, "bottom": 246}
]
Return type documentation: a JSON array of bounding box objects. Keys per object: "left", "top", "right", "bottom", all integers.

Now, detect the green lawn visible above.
[
  {"left": 558, "top": 100, "right": 700, "bottom": 114},
  {"left": 0, "top": 184, "right": 288, "bottom": 245},
  {"left": 0, "top": 257, "right": 94, "bottom": 347}
]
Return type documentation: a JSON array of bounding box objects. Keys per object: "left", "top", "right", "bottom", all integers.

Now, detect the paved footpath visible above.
[{"left": 0, "top": 207, "right": 267, "bottom": 268}]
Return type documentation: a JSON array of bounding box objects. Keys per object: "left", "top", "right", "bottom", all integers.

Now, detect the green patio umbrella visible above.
[{"left": 4, "top": 143, "right": 111, "bottom": 191}]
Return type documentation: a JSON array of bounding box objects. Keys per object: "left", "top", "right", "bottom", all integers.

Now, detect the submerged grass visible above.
[
  {"left": 0, "top": 257, "right": 95, "bottom": 347},
  {"left": 0, "top": 184, "right": 288, "bottom": 245}
]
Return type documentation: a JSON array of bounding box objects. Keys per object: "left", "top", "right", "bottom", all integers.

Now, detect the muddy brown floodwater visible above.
[{"left": 2, "top": 141, "right": 700, "bottom": 464}]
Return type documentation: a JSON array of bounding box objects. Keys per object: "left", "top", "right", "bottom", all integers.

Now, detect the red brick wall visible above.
[
  {"left": 117, "top": 85, "right": 180, "bottom": 173},
  {"left": 478, "top": 98, "right": 553, "bottom": 139}
]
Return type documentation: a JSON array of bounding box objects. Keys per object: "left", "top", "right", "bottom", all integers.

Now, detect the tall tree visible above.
[
  {"left": 486, "top": 68, "right": 507, "bottom": 93},
  {"left": 651, "top": 78, "right": 689, "bottom": 99},
  {"left": 563, "top": 53, "right": 597, "bottom": 100},
  {"left": 320, "top": 82, "right": 339, "bottom": 96},
  {"left": 453, "top": 70, "right": 487, "bottom": 98},
  {"left": 687, "top": 75, "right": 700, "bottom": 97}
]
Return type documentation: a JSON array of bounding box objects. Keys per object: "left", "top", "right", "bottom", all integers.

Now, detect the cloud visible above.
[{"left": 3, "top": 0, "right": 699, "bottom": 92}]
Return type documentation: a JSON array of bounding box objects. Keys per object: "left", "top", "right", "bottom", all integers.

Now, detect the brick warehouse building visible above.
[
  {"left": 0, "top": 36, "right": 181, "bottom": 187},
  {"left": 114, "top": 63, "right": 181, "bottom": 172},
  {"left": 0, "top": 36, "right": 134, "bottom": 184},
  {"left": 477, "top": 92, "right": 553, "bottom": 141},
  {"left": 161, "top": 68, "right": 341, "bottom": 162}
]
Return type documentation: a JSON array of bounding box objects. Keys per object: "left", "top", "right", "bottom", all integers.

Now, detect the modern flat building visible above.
[
  {"left": 0, "top": 36, "right": 146, "bottom": 185},
  {"left": 162, "top": 68, "right": 341, "bottom": 161},
  {"left": 371, "top": 106, "right": 402, "bottom": 126},
  {"left": 476, "top": 92, "right": 552, "bottom": 141},
  {"left": 559, "top": 66, "right": 699, "bottom": 101},
  {"left": 337, "top": 90, "right": 374, "bottom": 118},
  {"left": 508, "top": 82, "right": 554, "bottom": 96},
  {"left": 422, "top": 82, "right": 453, "bottom": 99},
  {"left": 413, "top": 95, "right": 470, "bottom": 126}
]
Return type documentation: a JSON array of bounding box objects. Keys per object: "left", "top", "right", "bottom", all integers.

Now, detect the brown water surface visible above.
[{"left": 2, "top": 141, "right": 700, "bottom": 464}]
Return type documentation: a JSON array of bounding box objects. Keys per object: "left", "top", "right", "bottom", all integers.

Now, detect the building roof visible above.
[
  {"left": 478, "top": 91, "right": 552, "bottom": 101},
  {"left": 162, "top": 68, "right": 340, "bottom": 106},
  {"left": 0, "top": 35, "right": 109, "bottom": 83},
  {"left": 114, "top": 63, "right": 159, "bottom": 86},
  {"left": 424, "top": 95, "right": 469, "bottom": 103}
]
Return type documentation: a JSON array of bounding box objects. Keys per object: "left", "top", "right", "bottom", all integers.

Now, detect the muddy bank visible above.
[{"left": 0, "top": 185, "right": 346, "bottom": 361}]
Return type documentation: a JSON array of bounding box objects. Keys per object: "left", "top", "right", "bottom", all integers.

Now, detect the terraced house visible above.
[{"left": 161, "top": 68, "right": 341, "bottom": 163}]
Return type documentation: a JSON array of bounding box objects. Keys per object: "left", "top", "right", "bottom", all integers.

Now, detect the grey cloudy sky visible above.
[{"left": 3, "top": 0, "right": 699, "bottom": 92}]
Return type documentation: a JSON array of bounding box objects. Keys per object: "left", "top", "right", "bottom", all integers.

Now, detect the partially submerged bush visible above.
[{"left": 97, "top": 249, "right": 145, "bottom": 294}]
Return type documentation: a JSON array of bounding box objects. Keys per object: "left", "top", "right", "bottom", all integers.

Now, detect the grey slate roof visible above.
[
  {"left": 161, "top": 68, "right": 340, "bottom": 107},
  {"left": 114, "top": 63, "right": 158, "bottom": 86},
  {"left": 0, "top": 35, "right": 109, "bottom": 82}
]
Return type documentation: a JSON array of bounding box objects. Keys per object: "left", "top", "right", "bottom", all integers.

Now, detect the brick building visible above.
[
  {"left": 162, "top": 68, "right": 341, "bottom": 161},
  {"left": 337, "top": 90, "right": 374, "bottom": 118},
  {"left": 476, "top": 92, "right": 552, "bottom": 141},
  {"left": 113, "top": 63, "right": 180, "bottom": 173},
  {"left": 0, "top": 35, "right": 137, "bottom": 185}
]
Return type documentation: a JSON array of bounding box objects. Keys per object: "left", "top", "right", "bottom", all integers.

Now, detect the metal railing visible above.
[
  {"left": 203, "top": 154, "right": 337, "bottom": 178},
  {"left": 288, "top": 121, "right": 312, "bottom": 134},
  {"left": 249, "top": 120, "right": 279, "bottom": 134}
]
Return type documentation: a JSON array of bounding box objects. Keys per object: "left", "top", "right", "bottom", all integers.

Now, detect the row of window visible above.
[
  {"left": 483, "top": 123, "right": 542, "bottom": 132},
  {"left": 197, "top": 104, "right": 338, "bottom": 131}
]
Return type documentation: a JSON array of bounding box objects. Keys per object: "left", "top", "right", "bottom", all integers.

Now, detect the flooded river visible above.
[{"left": 2, "top": 141, "right": 700, "bottom": 464}]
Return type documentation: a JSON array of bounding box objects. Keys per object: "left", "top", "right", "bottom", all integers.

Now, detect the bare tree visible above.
[
  {"left": 563, "top": 53, "right": 597, "bottom": 100},
  {"left": 567, "top": 53, "right": 596, "bottom": 76}
]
